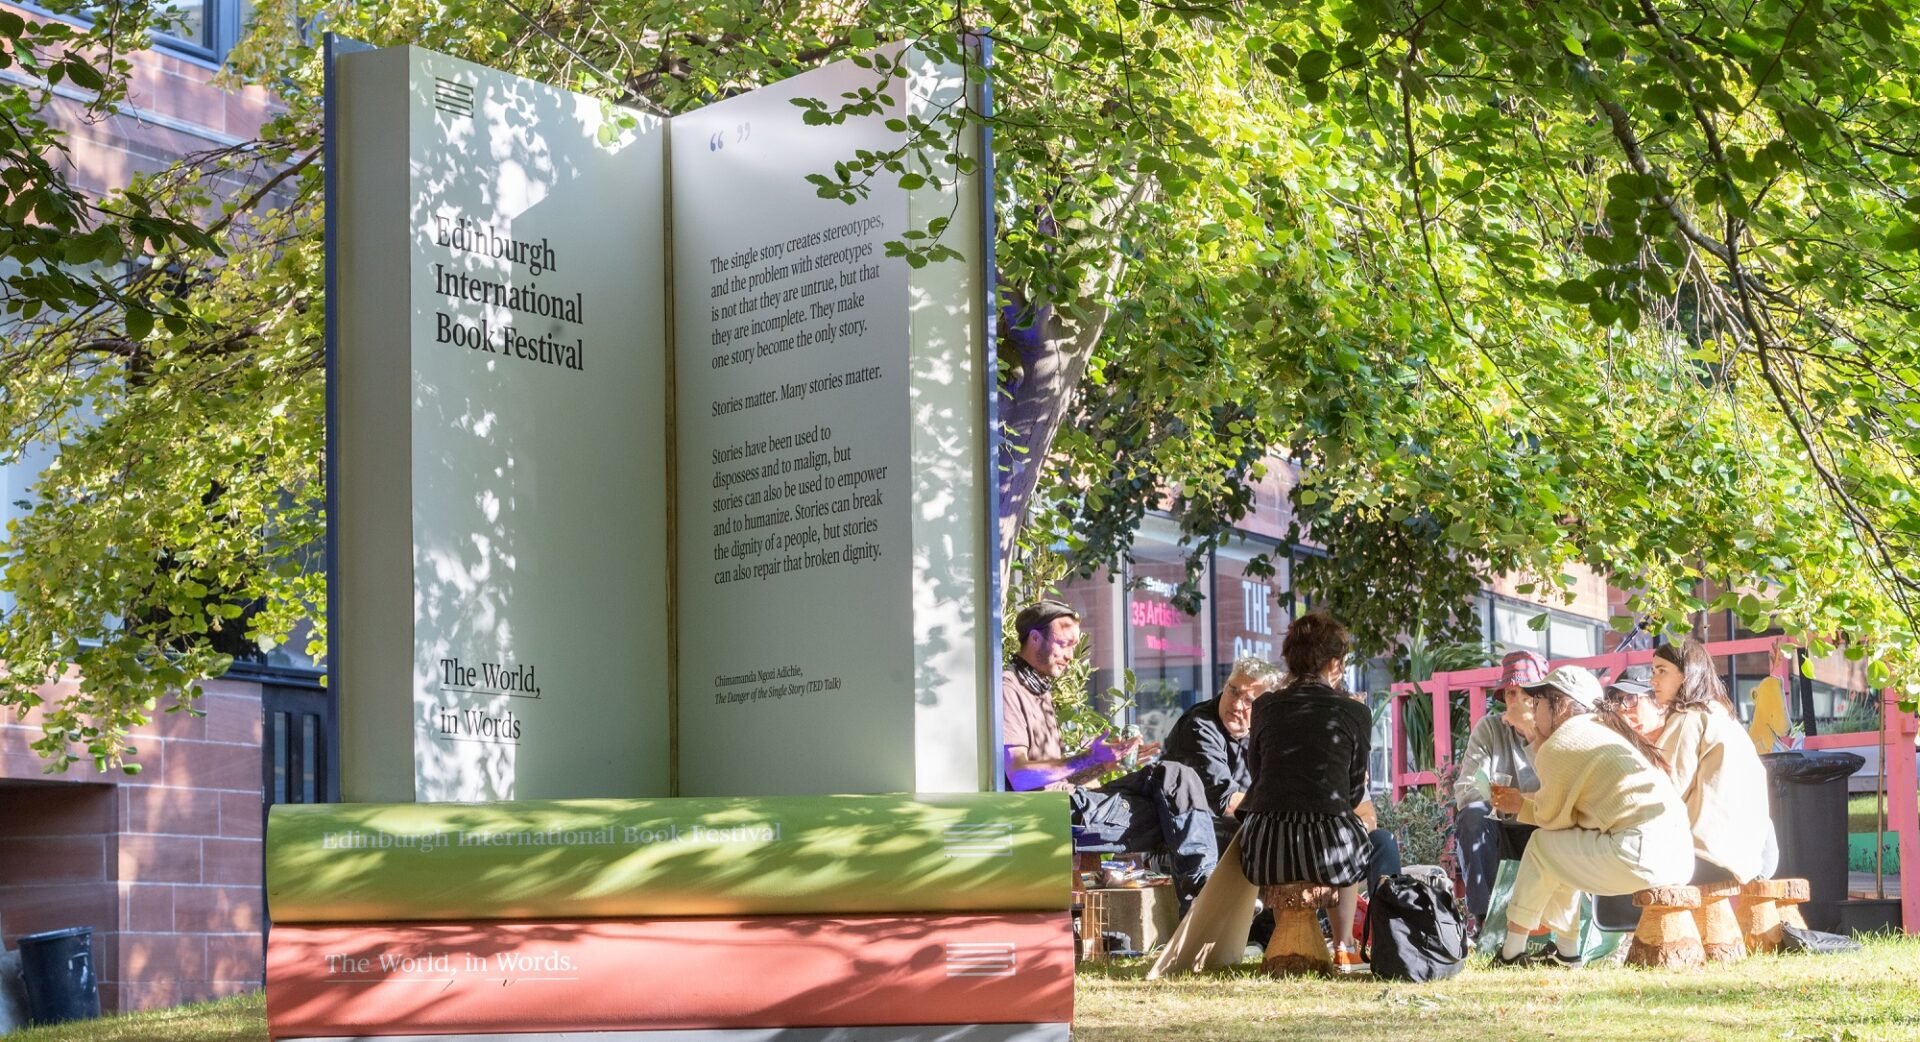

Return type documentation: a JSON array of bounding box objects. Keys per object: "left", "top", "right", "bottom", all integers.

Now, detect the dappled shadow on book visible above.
[
  {"left": 376, "top": 51, "right": 670, "bottom": 803},
  {"left": 266, "top": 793, "right": 1071, "bottom": 920},
  {"left": 265, "top": 912, "right": 1074, "bottom": 1035}
]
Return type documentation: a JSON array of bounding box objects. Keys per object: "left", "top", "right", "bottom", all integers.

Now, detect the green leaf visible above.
[
  {"left": 1556, "top": 279, "right": 1597, "bottom": 304},
  {"left": 1619, "top": 299, "right": 1641, "bottom": 333},
  {"left": 1644, "top": 82, "right": 1687, "bottom": 112},
  {"left": 62, "top": 55, "right": 104, "bottom": 93},
  {"left": 1884, "top": 223, "right": 1920, "bottom": 252},
  {"left": 1296, "top": 50, "right": 1333, "bottom": 82},
  {"left": 1780, "top": 106, "right": 1822, "bottom": 147},
  {"left": 1431, "top": 37, "right": 1469, "bottom": 65}
]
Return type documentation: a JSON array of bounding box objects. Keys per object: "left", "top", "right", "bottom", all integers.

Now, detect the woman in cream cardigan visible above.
[
  {"left": 1488, "top": 665, "right": 1694, "bottom": 966},
  {"left": 1637, "top": 639, "right": 1778, "bottom": 882}
]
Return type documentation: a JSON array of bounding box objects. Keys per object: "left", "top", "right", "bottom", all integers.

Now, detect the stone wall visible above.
[{"left": 0, "top": 678, "right": 265, "bottom": 1011}]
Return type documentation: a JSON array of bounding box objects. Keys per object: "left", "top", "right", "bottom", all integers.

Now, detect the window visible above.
[
  {"left": 1548, "top": 617, "right": 1599, "bottom": 658},
  {"left": 1212, "top": 536, "right": 1288, "bottom": 687},
  {"left": 1490, "top": 599, "right": 1547, "bottom": 656},
  {"left": 1486, "top": 595, "right": 1605, "bottom": 661},
  {"left": 156, "top": 0, "right": 210, "bottom": 50},
  {"left": 1124, "top": 516, "right": 1209, "bottom": 743},
  {"left": 31, "top": 1, "right": 253, "bottom": 63},
  {"left": 150, "top": 0, "right": 253, "bottom": 61},
  {"left": 263, "top": 684, "right": 332, "bottom": 806}
]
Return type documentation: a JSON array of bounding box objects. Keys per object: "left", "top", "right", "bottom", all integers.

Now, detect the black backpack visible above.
[{"left": 1365, "top": 872, "right": 1470, "bottom": 981}]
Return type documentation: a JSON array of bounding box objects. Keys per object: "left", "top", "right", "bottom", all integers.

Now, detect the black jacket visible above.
[
  {"left": 1239, "top": 678, "right": 1373, "bottom": 818},
  {"left": 1161, "top": 697, "right": 1250, "bottom": 817}
]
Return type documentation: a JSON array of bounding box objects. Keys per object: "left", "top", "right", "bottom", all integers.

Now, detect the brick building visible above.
[
  {"left": 1, "top": 679, "right": 278, "bottom": 1011},
  {"left": 0, "top": 0, "right": 321, "bottom": 1013}
]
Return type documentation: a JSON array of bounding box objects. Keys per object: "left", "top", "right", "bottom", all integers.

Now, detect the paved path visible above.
[{"left": 1847, "top": 870, "right": 1901, "bottom": 898}]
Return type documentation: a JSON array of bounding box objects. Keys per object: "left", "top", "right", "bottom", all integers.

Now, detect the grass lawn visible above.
[
  {"left": 1080, "top": 937, "right": 1920, "bottom": 1042},
  {"left": 4, "top": 992, "right": 263, "bottom": 1042},
  {"left": 1848, "top": 793, "right": 1917, "bottom": 835},
  {"left": 13, "top": 939, "right": 1920, "bottom": 1042}
]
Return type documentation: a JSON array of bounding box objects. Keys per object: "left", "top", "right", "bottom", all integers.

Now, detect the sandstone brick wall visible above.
[{"left": 0, "top": 678, "right": 266, "bottom": 1012}]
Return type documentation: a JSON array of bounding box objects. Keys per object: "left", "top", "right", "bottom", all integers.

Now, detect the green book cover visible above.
[{"left": 268, "top": 792, "right": 1070, "bottom": 922}]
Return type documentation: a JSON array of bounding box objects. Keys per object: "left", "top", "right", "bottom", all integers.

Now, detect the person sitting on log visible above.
[
  {"left": 1234, "top": 611, "right": 1376, "bottom": 974},
  {"left": 1161, "top": 655, "right": 1402, "bottom": 950},
  {"left": 1487, "top": 665, "right": 1694, "bottom": 967},
  {"left": 1611, "top": 640, "right": 1778, "bottom": 884}
]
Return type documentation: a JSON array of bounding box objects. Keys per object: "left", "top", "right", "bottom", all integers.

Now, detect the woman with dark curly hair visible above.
[{"left": 1235, "top": 611, "right": 1374, "bottom": 973}]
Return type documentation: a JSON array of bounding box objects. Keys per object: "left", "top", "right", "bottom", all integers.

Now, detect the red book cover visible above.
[{"left": 267, "top": 913, "right": 1073, "bottom": 1039}]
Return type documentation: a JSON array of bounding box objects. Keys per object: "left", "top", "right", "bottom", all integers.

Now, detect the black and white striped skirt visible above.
[{"left": 1238, "top": 810, "right": 1373, "bottom": 887}]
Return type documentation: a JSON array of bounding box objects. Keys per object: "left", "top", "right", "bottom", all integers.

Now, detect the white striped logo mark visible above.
[
  {"left": 946, "top": 942, "right": 1017, "bottom": 977},
  {"left": 943, "top": 823, "right": 1015, "bottom": 858},
  {"left": 432, "top": 77, "right": 475, "bottom": 119}
]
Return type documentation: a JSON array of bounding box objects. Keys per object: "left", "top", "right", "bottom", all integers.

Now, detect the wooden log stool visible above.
[
  {"left": 1259, "top": 883, "right": 1337, "bottom": 977},
  {"left": 1691, "top": 880, "right": 1746, "bottom": 963},
  {"left": 1776, "top": 878, "right": 1812, "bottom": 932},
  {"left": 1626, "top": 885, "right": 1705, "bottom": 969},
  {"left": 1737, "top": 878, "right": 1810, "bottom": 954}
]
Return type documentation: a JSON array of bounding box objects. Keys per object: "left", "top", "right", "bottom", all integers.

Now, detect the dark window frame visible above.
[{"left": 17, "top": 1, "right": 249, "bottom": 67}]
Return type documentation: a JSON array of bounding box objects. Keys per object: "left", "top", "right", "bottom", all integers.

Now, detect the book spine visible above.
[
  {"left": 267, "top": 793, "right": 1069, "bottom": 921},
  {"left": 281, "top": 1022, "right": 1072, "bottom": 1042},
  {"left": 267, "top": 914, "right": 1074, "bottom": 1038}
]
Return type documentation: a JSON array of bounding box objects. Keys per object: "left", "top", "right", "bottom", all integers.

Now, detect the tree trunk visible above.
[{"left": 994, "top": 297, "right": 1111, "bottom": 586}]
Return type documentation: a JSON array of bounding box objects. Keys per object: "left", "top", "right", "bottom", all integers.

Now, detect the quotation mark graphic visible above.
[{"left": 708, "top": 123, "right": 753, "bottom": 151}]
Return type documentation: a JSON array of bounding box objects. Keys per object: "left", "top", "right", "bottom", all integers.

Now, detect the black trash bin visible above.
[
  {"left": 18, "top": 926, "right": 100, "bottom": 1027},
  {"left": 1763, "top": 750, "right": 1866, "bottom": 932}
]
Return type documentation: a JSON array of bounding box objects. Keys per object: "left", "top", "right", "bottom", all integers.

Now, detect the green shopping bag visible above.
[{"left": 1474, "top": 859, "right": 1624, "bottom": 963}]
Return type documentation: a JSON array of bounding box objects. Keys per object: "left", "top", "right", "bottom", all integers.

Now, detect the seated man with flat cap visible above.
[{"left": 1002, "top": 599, "right": 1217, "bottom": 913}]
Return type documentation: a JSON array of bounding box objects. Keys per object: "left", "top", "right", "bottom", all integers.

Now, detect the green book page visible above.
[{"left": 268, "top": 792, "right": 1071, "bottom": 921}]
